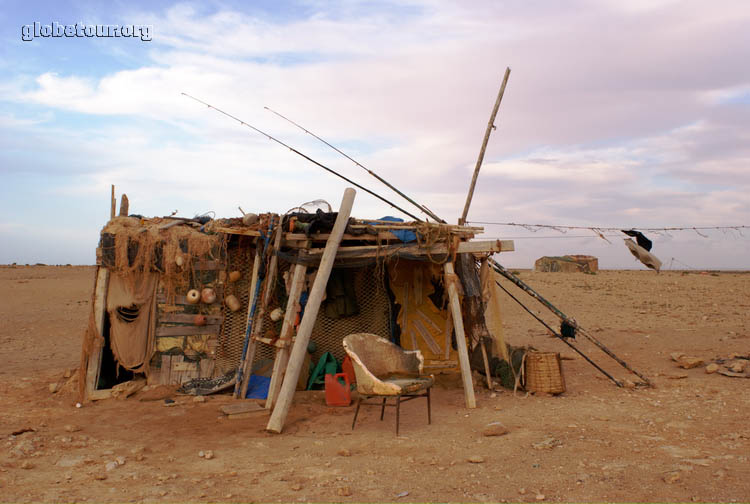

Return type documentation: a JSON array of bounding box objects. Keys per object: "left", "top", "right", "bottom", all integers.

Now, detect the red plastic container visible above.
[{"left": 325, "top": 373, "right": 351, "bottom": 406}]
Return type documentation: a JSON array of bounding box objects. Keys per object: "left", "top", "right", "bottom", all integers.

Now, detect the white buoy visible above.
[{"left": 186, "top": 289, "right": 200, "bottom": 304}]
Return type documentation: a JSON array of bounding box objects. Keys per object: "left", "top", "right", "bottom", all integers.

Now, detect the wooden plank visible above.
[
  {"left": 424, "top": 360, "right": 458, "bottom": 369},
  {"left": 199, "top": 358, "right": 215, "bottom": 378},
  {"left": 173, "top": 361, "right": 198, "bottom": 372},
  {"left": 158, "top": 313, "right": 223, "bottom": 325},
  {"left": 89, "top": 389, "right": 113, "bottom": 401},
  {"left": 171, "top": 355, "right": 184, "bottom": 384},
  {"left": 160, "top": 355, "right": 172, "bottom": 385},
  {"left": 85, "top": 267, "right": 110, "bottom": 400},
  {"left": 304, "top": 240, "right": 513, "bottom": 258},
  {"left": 266, "top": 263, "right": 307, "bottom": 410},
  {"left": 157, "top": 294, "right": 188, "bottom": 304},
  {"left": 212, "top": 226, "right": 261, "bottom": 237},
  {"left": 220, "top": 402, "right": 265, "bottom": 416},
  {"left": 155, "top": 324, "right": 221, "bottom": 337},
  {"left": 267, "top": 188, "right": 356, "bottom": 433},
  {"left": 444, "top": 261, "right": 476, "bottom": 408}
]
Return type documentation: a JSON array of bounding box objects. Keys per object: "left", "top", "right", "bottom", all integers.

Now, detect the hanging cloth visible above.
[{"left": 106, "top": 272, "right": 159, "bottom": 372}]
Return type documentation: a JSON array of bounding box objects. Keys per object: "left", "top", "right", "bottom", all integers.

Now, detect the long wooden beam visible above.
[
  {"left": 267, "top": 188, "right": 356, "bottom": 433},
  {"left": 444, "top": 261, "right": 476, "bottom": 408},
  {"left": 304, "top": 239, "right": 514, "bottom": 258}
]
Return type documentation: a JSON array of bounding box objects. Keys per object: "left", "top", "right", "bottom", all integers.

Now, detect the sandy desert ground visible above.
[{"left": 1, "top": 265, "right": 749, "bottom": 502}]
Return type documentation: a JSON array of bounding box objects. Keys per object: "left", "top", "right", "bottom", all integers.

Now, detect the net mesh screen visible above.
[
  {"left": 219, "top": 247, "right": 391, "bottom": 373},
  {"left": 308, "top": 264, "right": 391, "bottom": 363},
  {"left": 216, "top": 244, "right": 255, "bottom": 374}
]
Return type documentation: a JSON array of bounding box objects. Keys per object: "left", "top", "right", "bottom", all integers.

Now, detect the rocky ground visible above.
[{"left": 1, "top": 265, "right": 749, "bottom": 502}]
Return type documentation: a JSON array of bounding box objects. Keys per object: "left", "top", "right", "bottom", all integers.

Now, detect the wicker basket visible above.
[{"left": 524, "top": 352, "right": 566, "bottom": 394}]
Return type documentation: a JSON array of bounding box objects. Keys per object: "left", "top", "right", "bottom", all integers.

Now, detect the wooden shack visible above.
[{"left": 80, "top": 189, "right": 514, "bottom": 431}]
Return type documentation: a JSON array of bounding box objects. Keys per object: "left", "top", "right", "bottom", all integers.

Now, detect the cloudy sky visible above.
[{"left": 1, "top": 0, "right": 749, "bottom": 268}]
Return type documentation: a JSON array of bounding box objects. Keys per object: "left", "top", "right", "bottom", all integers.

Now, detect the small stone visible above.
[
  {"left": 518, "top": 488, "right": 527, "bottom": 495},
  {"left": 482, "top": 421, "right": 509, "bottom": 437},
  {"left": 532, "top": 437, "right": 562, "bottom": 450},
  {"left": 204, "top": 450, "right": 214, "bottom": 460},
  {"left": 490, "top": 393, "right": 497, "bottom": 398},
  {"left": 705, "top": 364, "right": 719, "bottom": 374},
  {"left": 535, "top": 494, "right": 546, "bottom": 501},
  {"left": 135, "top": 454, "right": 145, "bottom": 462},
  {"left": 105, "top": 461, "right": 118, "bottom": 472},
  {"left": 337, "top": 448, "right": 351, "bottom": 457},
  {"left": 291, "top": 483, "right": 303, "bottom": 491},
  {"left": 115, "top": 456, "right": 126, "bottom": 466},
  {"left": 623, "top": 379, "right": 636, "bottom": 389},
  {"left": 467, "top": 455, "right": 485, "bottom": 464},
  {"left": 64, "top": 425, "right": 81, "bottom": 433},
  {"left": 64, "top": 368, "right": 73, "bottom": 379},
  {"left": 20, "top": 461, "right": 34, "bottom": 470},
  {"left": 193, "top": 396, "right": 207, "bottom": 403},
  {"left": 198, "top": 451, "right": 205, "bottom": 458},
  {"left": 663, "top": 471, "right": 681, "bottom": 484},
  {"left": 94, "top": 473, "right": 107, "bottom": 481},
  {"left": 677, "top": 356, "right": 704, "bottom": 369},
  {"left": 729, "top": 361, "right": 746, "bottom": 373},
  {"left": 49, "top": 383, "right": 59, "bottom": 394},
  {"left": 337, "top": 486, "right": 352, "bottom": 496}
]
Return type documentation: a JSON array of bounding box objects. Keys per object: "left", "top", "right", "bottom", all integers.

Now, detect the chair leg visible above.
[
  {"left": 427, "top": 387, "right": 432, "bottom": 425},
  {"left": 396, "top": 396, "right": 401, "bottom": 437},
  {"left": 380, "top": 397, "right": 387, "bottom": 421},
  {"left": 352, "top": 396, "right": 362, "bottom": 431}
]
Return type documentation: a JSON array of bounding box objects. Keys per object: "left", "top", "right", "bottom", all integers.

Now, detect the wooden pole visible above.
[
  {"left": 235, "top": 246, "right": 262, "bottom": 398},
  {"left": 267, "top": 188, "right": 356, "bottom": 433},
  {"left": 110, "top": 185, "right": 116, "bottom": 220},
  {"left": 265, "top": 262, "right": 307, "bottom": 409},
  {"left": 459, "top": 67, "right": 511, "bottom": 225},
  {"left": 444, "top": 261, "right": 476, "bottom": 408}
]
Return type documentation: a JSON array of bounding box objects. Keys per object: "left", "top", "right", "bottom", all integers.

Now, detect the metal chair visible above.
[{"left": 343, "top": 333, "right": 433, "bottom": 436}]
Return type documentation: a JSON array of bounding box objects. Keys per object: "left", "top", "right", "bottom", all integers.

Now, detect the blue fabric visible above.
[
  {"left": 370, "top": 216, "right": 417, "bottom": 243},
  {"left": 245, "top": 374, "right": 270, "bottom": 399}
]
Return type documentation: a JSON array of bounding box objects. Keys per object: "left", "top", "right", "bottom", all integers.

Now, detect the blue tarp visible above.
[
  {"left": 370, "top": 216, "right": 417, "bottom": 243},
  {"left": 245, "top": 374, "right": 270, "bottom": 399}
]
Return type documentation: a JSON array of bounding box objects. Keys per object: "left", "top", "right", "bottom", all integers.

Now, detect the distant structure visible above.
[{"left": 534, "top": 255, "right": 599, "bottom": 273}]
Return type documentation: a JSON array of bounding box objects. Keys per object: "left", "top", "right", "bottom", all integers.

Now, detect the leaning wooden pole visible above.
[
  {"left": 265, "top": 262, "right": 308, "bottom": 410},
  {"left": 267, "top": 188, "right": 356, "bottom": 433},
  {"left": 444, "top": 261, "right": 477, "bottom": 408},
  {"left": 459, "top": 67, "right": 511, "bottom": 225}
]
